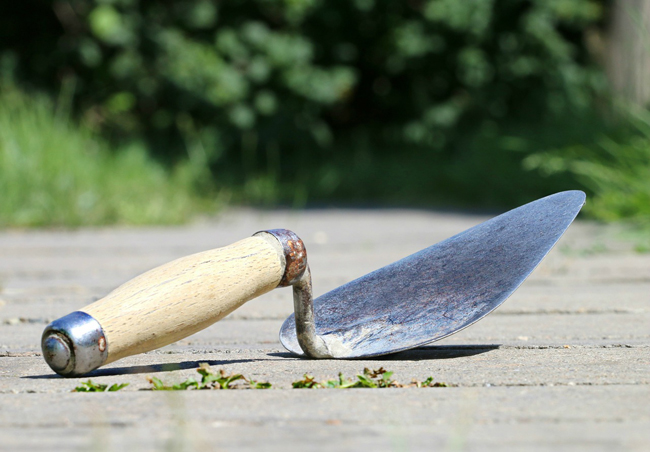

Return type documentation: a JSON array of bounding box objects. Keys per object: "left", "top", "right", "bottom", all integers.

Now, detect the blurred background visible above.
[{"left": 0, "top": 0, "right": 648, "bottom": 229}]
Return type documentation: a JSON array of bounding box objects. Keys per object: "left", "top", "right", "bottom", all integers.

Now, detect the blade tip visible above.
[{"left": 554, "top": 190, "right": 586, "bottom": 208}]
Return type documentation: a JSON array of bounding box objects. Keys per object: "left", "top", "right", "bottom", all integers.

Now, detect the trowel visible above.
[{"left": 41, "top": 191, "right": 585, "bottom": 376}]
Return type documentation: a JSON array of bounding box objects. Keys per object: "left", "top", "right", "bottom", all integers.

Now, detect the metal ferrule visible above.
[
  {"left": 41, "top": 311, "right": 108, "bottom": 377},
  {"left": 254, "top": 229, "right": 308, "bottom": 287},
  {"left": 255, "top": 229, "right": 332, "bottom": 358}
]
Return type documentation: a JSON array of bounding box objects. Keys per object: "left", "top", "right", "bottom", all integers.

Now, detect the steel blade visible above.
[{"left": 279, "top": 191, "right": 586, "bottom": 358}]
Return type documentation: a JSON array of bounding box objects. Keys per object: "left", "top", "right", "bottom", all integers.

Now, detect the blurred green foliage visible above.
[
  {"left": 525, "top": 106, "right": 650, "bottom": 228},
  {"left": 1, "top": 0, "right": 609, "bottom": 211},
  {"left": 0, "top": 83, "right": 217, "bottom": 227}
]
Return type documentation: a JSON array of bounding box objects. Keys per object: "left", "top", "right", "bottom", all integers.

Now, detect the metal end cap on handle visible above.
[{"left": 41, "top": 311, "right": 108, "bottom": 377}]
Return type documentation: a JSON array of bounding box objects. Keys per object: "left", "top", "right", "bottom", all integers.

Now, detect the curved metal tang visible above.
[{"left": 279, "top": 190, "right": 586, "bottom": 358}]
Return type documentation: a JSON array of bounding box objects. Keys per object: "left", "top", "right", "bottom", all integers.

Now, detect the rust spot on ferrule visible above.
[{"left": 254, "top": 229, "right": 307, "bottom": 287}]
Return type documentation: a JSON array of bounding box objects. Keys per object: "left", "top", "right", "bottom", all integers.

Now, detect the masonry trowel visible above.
[{"left": 42, "top": 191, "right": 585, "bottom": 376}]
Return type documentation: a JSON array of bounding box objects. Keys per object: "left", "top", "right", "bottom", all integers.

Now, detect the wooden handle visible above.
[{"left": 80, "top": 235, "right": 284, "bottom": 363}]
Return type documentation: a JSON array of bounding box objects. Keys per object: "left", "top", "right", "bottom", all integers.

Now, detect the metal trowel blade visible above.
[{"left": 279, "top": 190, "right": 586, "bottom": 358}]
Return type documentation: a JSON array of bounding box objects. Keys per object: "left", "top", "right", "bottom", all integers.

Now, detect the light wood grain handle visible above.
[
  {"left": 80, "top": 235, "right": 284, "bottom": 364},
  {"left": 41, "top": 230, "right": 309, "bottom": 376}
]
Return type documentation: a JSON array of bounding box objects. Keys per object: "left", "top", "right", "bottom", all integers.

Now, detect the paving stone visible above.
[
  {"left": 0, "top": 387, "right": 648, "bottom": 452},
  {"left": 0, "top": 207, "right": 648, "bottom": 451}
]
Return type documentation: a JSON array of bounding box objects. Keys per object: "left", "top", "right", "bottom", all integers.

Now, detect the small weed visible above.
[
  {"left": 292, "top": 368, "right": 448, "bottom": 389},
  {"left": 73, "top": 380, "right": 129, "bottom": 392},
  {"left": 358, "top": 367, "right": 397, "bottom": 388},
  {"left": 322, "top": 373, "right": 359, "bottom": 389},
  {"left": 147, "top": 363, "right": 271, "bottom": 390},
  {"left": 148, "top": 376, "right": 199, "bottom": 391},
  {"left": 419, "top": 377, "right": 448, "bottom": 388},
  {"left": 247, "top": 379, "right": 273, "bottom": 390},
  {"left": 292, "top": 374, "right": 321, "bottom": 389}
]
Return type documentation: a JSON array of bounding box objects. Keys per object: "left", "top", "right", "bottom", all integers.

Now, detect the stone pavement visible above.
[{"left": 0, "top": 207, "right": 648, "bottom": 451}]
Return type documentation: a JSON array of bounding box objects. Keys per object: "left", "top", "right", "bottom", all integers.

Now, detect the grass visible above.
[
  {"left": 524, "top": 106, "right": 650, "bottom": 230},
  {"left": 0, "top": 84, "right": 218, "bottom": 227},
  {"left": 147, "top": 363, "right": 271, "bottom": 390}
]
